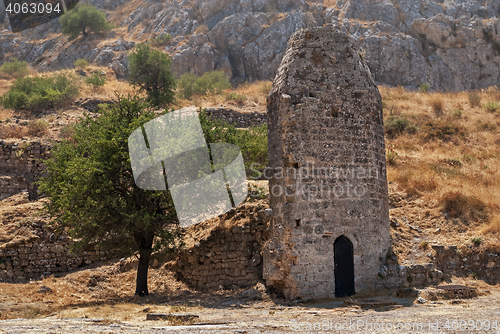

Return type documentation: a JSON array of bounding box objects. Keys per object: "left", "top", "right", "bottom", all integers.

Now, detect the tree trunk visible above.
[{"left": 135, "top": 249, "right": 151, "bottom": 296}]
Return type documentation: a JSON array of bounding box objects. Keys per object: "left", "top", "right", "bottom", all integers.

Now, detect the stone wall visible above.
[
  {"left": 204, "top": 108, "right": 267, "bottom": 128},
  {"left": 263, "top": 27, "right": 390, "bottom": 300},
  {"left": 0, "top": 222, "right": 115, "bottom": 282},
  {"left": 0, "top": 140, "right": 50, "bottom": 200},
  {"left": 379, "top": 264, "right": 444, "bottom": 289},
  {"left": 432, "top": 244, "right": 500, "bottom": 283},
  {"left": 174, "top": 201, "right": 271, "bottom": 290}
]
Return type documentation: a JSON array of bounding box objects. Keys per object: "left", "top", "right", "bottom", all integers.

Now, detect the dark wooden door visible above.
[{"left": 334, "top": 235, "right": 355, "bottom": 297}]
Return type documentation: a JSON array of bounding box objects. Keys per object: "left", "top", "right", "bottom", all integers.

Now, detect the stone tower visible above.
[{"left": 263, "top": 26, "right": 390, "bottom": 300}]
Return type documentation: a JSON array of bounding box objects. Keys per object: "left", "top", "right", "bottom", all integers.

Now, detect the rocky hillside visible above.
[{"left": 1, "top": 0, "right": 500, "bottom": 90}]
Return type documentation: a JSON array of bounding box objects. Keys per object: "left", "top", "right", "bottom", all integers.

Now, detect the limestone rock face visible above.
[
  {"left": 1, "top": 0, "right": 500, "bottom": 90},
  {"left": 264, "top": 26, "right": 390, "bottom": 299}
]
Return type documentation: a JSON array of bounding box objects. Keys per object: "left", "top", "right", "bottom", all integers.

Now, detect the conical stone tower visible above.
[{"left": 263, "top": 26, "right": 390, "bottom": 300}]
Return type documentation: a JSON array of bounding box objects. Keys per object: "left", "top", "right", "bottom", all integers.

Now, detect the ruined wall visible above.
[
  {"left": 263, "top": 26, "right": 390, "bottom": 300},
  {"left": 0, "top": 222, "right": 115, "bottom": 282},
  {"left": 432, "top": 245, "right": 500, "bottom": 283},
  {"left": 205, "top": 108, "right": 267, "bottom": 128},
  {"left": 0, "top": 140, "right": 49, "bottom": 200},
  {"left": 174, "top": 201, "right": 271, "bottom": 290}
]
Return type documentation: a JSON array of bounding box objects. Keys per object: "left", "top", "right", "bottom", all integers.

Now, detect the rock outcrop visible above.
[{"left": 1, "top": 0, "right": 500, "bottom": 90}]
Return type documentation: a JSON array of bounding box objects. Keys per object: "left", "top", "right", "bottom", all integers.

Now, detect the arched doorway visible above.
[{"left": 334, "top": 235, "right": 355, "bottom": 297}]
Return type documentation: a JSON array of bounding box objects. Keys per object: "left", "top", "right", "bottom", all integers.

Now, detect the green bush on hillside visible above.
[
  {"left": 0, "top": 73, "right": 79, "bottom": 111},
  {"left": 150, "top": 33, "right": 173, "bottom": 47},
  {"left": 178, "top": 71, "right": 232, "bottom": 99},
  {"left": 0, "top": 58, "right": 30, "bottom": 78},
  {"left": 74, "top": 59, "right": 89, "bottom": 69},
  {"left": 384, "top": 115, "right": 417, "bottom": 138},
  {"left": 86, "top": 73, "right": 106, "bottom": 89}
]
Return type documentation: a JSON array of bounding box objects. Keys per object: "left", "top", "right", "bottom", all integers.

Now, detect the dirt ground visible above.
[
  {"left": 1, "top": 189, "right": 500, "bottom": 333},
  {"left": 0, "top": 283, "right": 499, "bottom": 333}
]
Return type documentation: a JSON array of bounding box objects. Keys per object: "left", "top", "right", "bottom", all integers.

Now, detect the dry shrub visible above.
[
  {"left": 27, "top": 120, "right": 49, "bottom": 137},
  {"left": 420, "top": 120, "right": 465, "bottom": 141},
  {"left": 480, "top": 215, "right": 500, "bottom": 234},
  {"left": 485, "top": 86, "right": 500, "bottom": 101},
  {"left": 468, "top": 91, "right": 481, "bottom": 108},
  {"left": 393, "top": 168, "right": 438, "bottom": 196},
  {"left": 196, "top": 24, "right": 209, "bottom": 34},
  {"left": 0, "top": 124, "right": 27, "bottom": 139},
  {"left": 428, "top": 95, "right": 444, "bottom": 116},
  {"left": 60, "top": 124, "right": 76, "bottom": 139},
  {"left": 441, "top": 191, "right": 489, "bottom": 222}
]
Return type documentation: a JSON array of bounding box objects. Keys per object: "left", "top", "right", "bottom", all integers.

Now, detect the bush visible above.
[
  {"left": 196, "top": 71, "right": 232, "bottom": 95},
  {"left": 420, "top": 120, "right": 464, "bottom": 141},
  {"left": 178, "top": 71, "right": 231, "bottom": 99},
  {"left": 393, "top": 169, "right": 438, "bottom": 196},
  {"left": 27, "top": 120, "right": 49, "bottom": 136},
  {"left": 483, "top": 101, "right": 500, "bottom": 112},
  {"left": 476, "top": 121, "right": 497, "bottom": 132},
  {"left": 59, "top": 3, "right": 112, "bottom": 40},
  {"left": 0, "top": 57, "right": 29, "bottom": 78},
  {"left": 384, "top": 115, "right": 417, "bottom": 138},
  {"left": 468, "top": 91, "right": 481, "bottom": 108},
  {"left": 60, "top": 124, "right": 76, "bottom": 139},
  {"left": 128, "top": 43, "right": 176, "bottom": 106},
  {"left": 73, "top": 59, "right": 89, "bottom": 69},
  {"left": 259, "top": 81, "right": 272, "bottom": 96},
  {"left": 198, "top": 109, "right": 268, "bottom": 175},
  {"left": 386, "top": 149, "right": 398, "bottom": 165},
  {"left": 225, "top": 92, "right": 247, "bottom": 105},
  {"left": 86, "top": 73, "right": 106, "bottom": 90},
  {"left": 150, "top": 33, "right": 173, "bottom": 47},
  {"left": 461, "top": 153, "right": 477, "bottom": 163},
  {"left": 177, "top": 73, "right": 198, "bottom": 99},
  {"left": 419, "top": 83, "right": 430, "bottom": 93},
  {"left": 441, "top": 191, "right": 489, "bottom": 222},
  {"left": 428, "top": 95, "right": 444, "bottom": 116},
  {"left": 0, "top": 73, "right": 79, "bottom": 111},
  {"left": 452, "top": 108, "right": 463, "bottom": 118}
]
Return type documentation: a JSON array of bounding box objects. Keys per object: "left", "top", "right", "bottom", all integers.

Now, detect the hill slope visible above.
[{"left": 1, "top": 0, "right": 500, "bottom": 90}]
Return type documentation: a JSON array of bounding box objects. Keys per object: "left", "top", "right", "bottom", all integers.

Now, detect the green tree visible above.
[
  {"left": 128, "top": 43, "right": 176, "bottom": 107},
  {"left": 59, "top": 3, "right": 112, "bottom": 40},
  {"left": 37, "top": 97, "right": 183, "bottom": 296}
]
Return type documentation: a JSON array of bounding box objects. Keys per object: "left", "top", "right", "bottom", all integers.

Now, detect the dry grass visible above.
[
  {"left": 176, "top": 80, "right": 272, "bottom": 110},
  {"left": 428, "top": 94, "right": 444, "bottom": 116},
  {"left": 383, "top": 86, "right": 500, "bottom": 242}
]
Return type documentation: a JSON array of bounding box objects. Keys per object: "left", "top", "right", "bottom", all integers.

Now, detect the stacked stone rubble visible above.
[
  {"left": 0, "top": 227, "right": 115, "bottom": 282},
  {"left": 0, "top": 141, "right": 50, "bottom": 200},
  {"left": 174, "top": 208, "right": 270, "bottom": 290}
]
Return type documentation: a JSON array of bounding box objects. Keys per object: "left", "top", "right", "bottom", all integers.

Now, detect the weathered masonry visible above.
[{"left": 263, "top": 26, "right": 390, "bottom": 300}]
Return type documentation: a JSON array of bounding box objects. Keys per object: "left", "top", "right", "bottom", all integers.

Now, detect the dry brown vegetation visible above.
[{"left": 381, "top": 86, "right": 500, "bottom": 241}]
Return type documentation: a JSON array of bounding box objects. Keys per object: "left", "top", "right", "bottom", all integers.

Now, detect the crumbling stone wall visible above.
[
  {"left": 0, "top": 140, "right": 49, "bottom": 200},
  {"left": 431, "top": 245, "right": 500, "bottom": 283},
  {"left": 263, "top": 26, "right": 390, "bottom": 300},
  {"left": 174, "top": 203, "right": 271, "bottom": 290},
  {"left": 0, "top": 222, "right": 114, "bottom": 282},
  {"left": 205, "top": 108, "right": 267, "bottom": 128}
]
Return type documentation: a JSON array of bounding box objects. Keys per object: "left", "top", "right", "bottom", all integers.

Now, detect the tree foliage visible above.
[
  {"left": 128, "top": 43, "right": 176, "bottom": 107},
  {"left": 37, "top": 97, "right": 183, "bottom": 296},
  {"left": 59, "top": 3, "right": 112, "bottom": 40}
]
